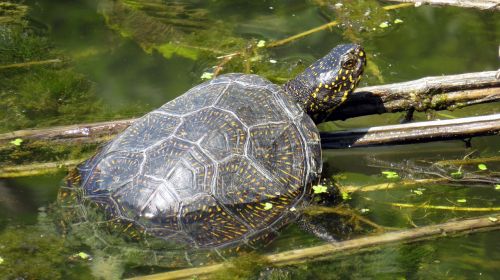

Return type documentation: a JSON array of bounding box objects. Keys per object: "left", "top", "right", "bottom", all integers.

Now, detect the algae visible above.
[{"left": 0, "top": 2, "right": 105, "bottom": 133}]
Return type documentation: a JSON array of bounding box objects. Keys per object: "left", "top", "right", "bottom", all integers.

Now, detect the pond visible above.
[{"left": 0, "top": 0, "right": 499, "bottom": 279}]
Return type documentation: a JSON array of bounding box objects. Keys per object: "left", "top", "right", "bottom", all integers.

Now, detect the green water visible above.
[{"left": 1, "top": 0, "right": 499, "bottom": 279}]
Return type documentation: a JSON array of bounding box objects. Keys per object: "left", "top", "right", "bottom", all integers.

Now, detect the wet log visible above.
[
  {"left": 326, "top": 70, "right": 500, "bottom": 121},
  {"left": 126, "top": 214, "right": 500, "bottom": 280},
  {"left": 385, "top": 0, "right": 500, "bottom": 10},
  {"left": 320, "top": 113, "right": 500, "bottom": 148},
  {"left": 0, "top": 159, "right": 82, "bottom": 178}
]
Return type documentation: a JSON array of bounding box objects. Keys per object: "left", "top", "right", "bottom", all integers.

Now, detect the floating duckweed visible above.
[
  {"left": 382, "top": 171, "right": 399, "bottom": 179},
  {"left": 73, "top": 252, "right": 92, "bottom": 260},
  {"left": 478, "top": 163, "right": 488, "bottom": 170},
  {"left": 457, "top": 199, "right": 467, "bottom": 203},
  {"left": 495, "top": 185, "right": 500, "bottom": 190},
  {"left": 200, "top": 72, "right": 214, "bottom": 80},
  {"left": 312, "top": 184, "right": 328, "bottom": 194},
  {"left": 379, "top": 21, "right": 390, "bottom": 28},
  {"left": 489, "top": 217, "right": 498, "bottom": 222},
  {"left": 394, "top": 18, "right": 404, "bottom": 24},
  {"left": 257, "top": 40, "right": 266, "bottom": 48},
  {"left": 412, "top": 190, "right": 423, "bottom": 195},
  {"left": 341, "top": 191, "right": 351, "bottom": 200},
  {"left": 9, "top": 138, "right": 23, "bottom": 146}
]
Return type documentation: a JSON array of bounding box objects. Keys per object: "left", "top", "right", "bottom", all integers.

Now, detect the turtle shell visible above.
[{"left": 76, "top": 73, "right": 321, "bottom": 249}]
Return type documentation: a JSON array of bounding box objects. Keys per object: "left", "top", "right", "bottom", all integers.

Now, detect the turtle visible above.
[{"left": 67, "top": 44, "right": 366, "bottom": 250}]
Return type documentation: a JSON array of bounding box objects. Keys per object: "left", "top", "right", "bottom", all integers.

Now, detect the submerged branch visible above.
[
  {"left": 340, "top": 175, "right": 498, "bottom": 194},
  {"left": 0, "top": 59, "right": 62, "bottom": 70},
  {"left": 385, "top": 0, "right": 500, "bottom": 10},
  {"left": 320, "top": 113, "right": 500, "bottom": 148},
  {"left": 267, "top": 3, "right": 413, "bottom": 48},
  {"left": 385, "top": 202, "right": 500, "bottom": 212},
  {"left": 436, "top": 156, "right": 500, "bottom": 166},
  {"left": 0, "top": 159, "right": 82, "bottom": 178},
  {"left": 127, "top": 214, "right": 500, "bottom": 280}
]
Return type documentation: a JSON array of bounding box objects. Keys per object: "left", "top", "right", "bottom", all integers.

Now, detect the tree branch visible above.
[
  {"left": 384, "top": 0, "right": 500, "bottom": 10},
  {"left": 126, "top": 214, "right": 500, "bottom": 280},
  {"left": 320, "top": 113, "right": 500, "bottom": 148},
  {"left": 326, "top": 71, "right": 500, "bottom": 121}
]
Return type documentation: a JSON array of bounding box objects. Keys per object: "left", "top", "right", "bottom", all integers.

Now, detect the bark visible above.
[
  {"left": 0, "top": 159, "right": 82, "bottom": 178},
  {"left": 126, "top": 214, "right": 500, "bottom": 280},
  {"left": 326, "top": 71, "right": 500, "bottom": 121},
  {"left": 384, "top": 0, "right": 500, "bottom": 10},
  {"left": 320, "top": 113, "right": 500, "bottom": 148}
]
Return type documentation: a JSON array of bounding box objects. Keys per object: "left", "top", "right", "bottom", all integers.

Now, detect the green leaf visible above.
[
  {"left": 488, "top": 217, "right": 498, "bottom": 222},
  {"left": 457, "top": 199, "right": 467, "bottom": 203},
  {"left": 495, "top": 185, "right": 500, "bottom": 190},
  {"left": 450, "top": 171, "right": 463, "bottom": 179},
  {"left": 341, "top": 191, "right": 351, "bottom": 200},
  {"left": 360, "top": 208, "right": 370, "bottom": 213},
  {"left": 379, "top": 22, "right": 389, "bottom": 28},
  {"left": 200, "top": 72, "right": 214, "bottom": 80},
  {"left": 0, "top": 256, "right": 4, "bottom": 265},
  {"left": 263, "top": 202, "right": 273, "bottom": 210},
  {"left": 477, "top": 164, "right": 488, "bottom": 170},
  {"left": 382, "top": 171, "right": 399, "bottom": 179},
  {"left": 72, "top": 252, "right": 92, "bottom": 260},
  {"left": 10, "top": 138, "right": 23, "bottom": 146},
  {"left": 257, "top": 40, "right": 266, "bottom": 48},
  {"left": 394, "top": 19, "right": 404, "bottom": 24},
  {"left": 413, "top": 190, "right": 423, "bottom": 195},
  {"left": 312, "top": 184, "right": 328, "bottom": 194}
]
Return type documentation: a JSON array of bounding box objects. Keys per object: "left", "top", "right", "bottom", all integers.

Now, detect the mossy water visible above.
[{"left": 1, "top": 0, "right": 499, "bottom": 279}]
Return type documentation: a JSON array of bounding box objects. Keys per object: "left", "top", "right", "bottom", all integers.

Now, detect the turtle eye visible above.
[{"left": 342, "top": 58, "right": 356, "bottom": 69}]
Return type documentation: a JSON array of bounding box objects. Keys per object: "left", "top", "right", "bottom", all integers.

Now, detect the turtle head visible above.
[{"left": 283, "top": 44, "right": 366, "bottom": 123}]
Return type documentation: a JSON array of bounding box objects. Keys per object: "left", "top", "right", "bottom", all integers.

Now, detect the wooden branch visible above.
[
  {"left": 1, "top": 71, "right": 497, "bottom": 148},
  {"left": 0, "top": 119, "right": 136, "bottom": 146},
  {"left": 0, "top": 159, "right": 82, "bottom": 178},
  {"left": 385, "top": 0, "right": 500, "bottom": 10},
  {"left": 126, "top": 214, "right": 500, "bottom": 280},
  {"left": 327, "top": 71, "right": 500, "bottom": 121},
  {"left": 320, "top": 113, "right": 500, "bottom": 148}
]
